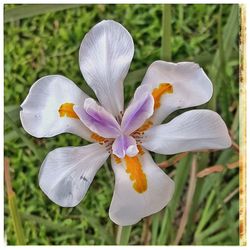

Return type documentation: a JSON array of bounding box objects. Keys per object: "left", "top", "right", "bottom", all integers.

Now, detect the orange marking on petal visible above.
[
  {"left": 125, "top": 155, "right": 147, "bottom": 193},
  {"left": 152, "top": 83, "right": 173, "bottom": 110},
  {"left": 136, "top": 120, "right": 153, "bottom": 133},
  {"left": 137, "top": 145, "right": 145, "bottom": 155},
  {"left": 58, "top": 103, "right": 79, "bottom": 119},
  {"left": 113, "top": 154, "right": 122, "bottom": 164},
  {"left": 91, "top": 133, "right": 106, "bottom": 143}
]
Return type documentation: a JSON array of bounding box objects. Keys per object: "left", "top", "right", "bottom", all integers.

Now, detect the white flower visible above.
[{"left": 20, "top": 20, "right": 231, "bottom": 226}]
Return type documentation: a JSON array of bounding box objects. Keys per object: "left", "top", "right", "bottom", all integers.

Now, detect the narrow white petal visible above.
[
  {"left": 121, "top": 85, "right": 154, "bottom": 135},
  {"left": 109, "top": 150, "right": 174, "bottom": 226},
  {"left": 20, "top": 75, "right": 92, "bottom": 140},
  {"left": 142, "top": 110, "right": 232, "bottom": 155},
  {"left": 112, "top": 135, "right": 138, "bottom": 158},
  {"left": 142, "top": 61, "right": 213, "bottom": 124},
  {"left": 39, "top": 143, "right": 109, "bottom": 207},
  {"left": 74, "top": 98, "right": 121, "bottom": 138},
  {"left": 79, "top": 20, "right": 134, "bottom": 118}
]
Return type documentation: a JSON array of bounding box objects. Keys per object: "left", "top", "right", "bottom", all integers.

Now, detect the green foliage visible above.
[{"left": 4, "top": 4, "right": 239, "bottom": 245}]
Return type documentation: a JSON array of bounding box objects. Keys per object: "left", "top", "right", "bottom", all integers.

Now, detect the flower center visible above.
[{"left": 57, "top": 83, "right": 173, "bottom": 195}]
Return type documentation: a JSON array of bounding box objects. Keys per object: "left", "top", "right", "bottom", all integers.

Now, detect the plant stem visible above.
[{"left": 4, "top": 158, "right": 26, "bottom": 245}]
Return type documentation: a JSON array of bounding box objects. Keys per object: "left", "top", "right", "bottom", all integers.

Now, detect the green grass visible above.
[{"left": 4, "top": 4, "right": 240, "bottom": 245}]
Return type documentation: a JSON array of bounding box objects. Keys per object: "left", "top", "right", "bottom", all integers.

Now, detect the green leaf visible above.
[
  {"left": 208, "top": 5, "right": 239, "bottom": 110},
  {"left": 4, "top": 112, "right": 43, "bottom": 161},
  {"left": 116, "top": 226, "right": 132, "bottom": 245},
  {"left": 157, "top": 154, "right": 192, "bottom": 244},
  {"left": 4, "top": 4, "right": 82, "bottom": 23},
  {"left": 161, "top": 4, "right": 172, "bottom": 61},
  {"left": 124, "top": 68, "right": 147, "bottom": 86}
]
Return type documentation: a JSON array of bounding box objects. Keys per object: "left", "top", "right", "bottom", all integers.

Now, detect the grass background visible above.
[{"left": 4, "top": 4, "right": 240, "bottom": 245}]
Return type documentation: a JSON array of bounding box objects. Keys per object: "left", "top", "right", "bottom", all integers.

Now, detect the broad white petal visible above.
[
  {"left": 142, "top": 110, "right": 232, "bottom": 155},
  {"left": 109, "top": 150, "right": 174, "bottom": 226},
  {"left": 39, "top": 143, "right": 109, "bottom": 207},
  {"left": 142, "top": 61, "right": 213, "bottom": 124},
  {"left": 79, "top": 20, "right": 134, "bottom": 118},
  {"left": 20, "top": 75, "right": 93, "bottom": 140}
]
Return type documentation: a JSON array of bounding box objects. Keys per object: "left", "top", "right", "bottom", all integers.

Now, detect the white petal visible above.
[
  {"left": 142, "top": 110, "right": 232, "bottom": 155},
  {"left": 142, "top": 61, "right": 213, "bottom": 124},
  {"left": 109, "top": 150, "right": 174, "bottom": 226},
  {"left": 20, "top": 75, "right": 93, "bottom": 140},
  {"left": 79, "top": 20, "right": 134, "bottom": 118},
  {"left": 39, "top": 143, "right": 109, "bottom": 207}
]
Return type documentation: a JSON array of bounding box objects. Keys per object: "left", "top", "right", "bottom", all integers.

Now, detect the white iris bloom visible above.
[{"left": 20, "top": 20, "right": 231, "bottom": 226}]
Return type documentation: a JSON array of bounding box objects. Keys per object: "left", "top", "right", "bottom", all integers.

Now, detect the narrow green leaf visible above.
[
  {"left": 5, "top": 158, "right": 26, "bottom": 245},
  {"left": 197, "top": 218, "right": 225, "bottom": 241},
  {"left": 157, "top": 154, "right": 192, "bottom": 244},
  {"left": 4, "top": 112, "right": 43, "bottom": 161},
  {"left": 203, "top": 221, "right": 239, "bottom": 245},
  {"left": 124, "top": 68, "right": 147, "bottom": 86},
  {"left": 4, "top": 105, "right": 20, "bottom": 129},
  {"left": 208, "top": 5, "right": 239, "bottom": 110},
  {"left": 161, "top": 4, "right": 172, "bottom": 61},
  {"left": 8, "top": 195, "right": 26, "bottom": 245},
  {"left": 195, "top": 189, "right": 216, "bottom": 241},
  {"left": 4, "top": 4, "right": 82, "bottom": 23},
  {"left": 151, "top": 212, "right": 160, "bottom": 245},
  {"left": 182, "top": 153, "right": 209, "bottom": 244},
  {"left": 117, "top": 226, "right": 132, "bottom": 245}
]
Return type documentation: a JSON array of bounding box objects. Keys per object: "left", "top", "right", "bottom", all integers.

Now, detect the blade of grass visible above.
[
  {"left": 157, "top": 154, "right": 192, "bottom": 244},
  {"left": 5, "top": 130, "right": 19, "bottom": 142},
  {"left": 173, "top": 155, "right": 197, "bottom": 245},
  {"left": 198, "top": 149, "right": 234, "bottom": 205},
  {"left": 218, "top": 5, "right": 231, "bottom": 124},
  {"left": 151, "top": 212, "right": 160, "bottom": 245},
  {"left": 161, "top": 4, "right": 172, "bottom": 61},
  {"left": 4, "top": 158, "right": 26, "bottom": 245},
  {"left": 231, "top": 105, "right": 239, "bottom": 140},
  {"left": 194, "top": 189, "right": 216, "bottom": 244},
  {"left": 116, "top": 226, "right": 132, "bottom": 245},
  {"left": 209, "top": 5, "right": 239, "bottom": 110},
  {"left": 4, "top": 4, "right": 82, "bottom": 23},
  {"left": 3, "top": 208, "right": 114, "bottom": 245},
  {"left": 213, "top": 175, "right": 239, "bottom": 243},
  {"left": 182, "top": 153, "right": 209, "bottom": 244},
  {"left": 202, "top": 221, "right": 239, "bottom": 245},
  {"left": 4, "top": 112, "right": 43, "bottom": 161},
  {"left": 195, "top": 169, "right": 239, "bottom": 244},
  {"left": 197, "top": 218, "right": 225, "bottom": 242},
  {"left": 124, "top": 68, "right": 147, "bottom": 86}
]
